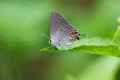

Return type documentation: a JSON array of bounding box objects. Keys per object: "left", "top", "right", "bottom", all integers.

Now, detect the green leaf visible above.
[
  {"left": 65, "top": 74, "right": 77, "bottom": 80},
  {"left": 40, "top": 37, "right": 120, "bottom": 57},
  {"left": 112, "top": 26, "right": 120, "bottom": 46}
]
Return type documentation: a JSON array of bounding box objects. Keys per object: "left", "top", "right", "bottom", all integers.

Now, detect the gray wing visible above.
[
  {"left": 51, "top": 11, "right": 77, "bottom": 35},
  {"left": 50, "top": 11, "right": 77, "bottom": 48}
]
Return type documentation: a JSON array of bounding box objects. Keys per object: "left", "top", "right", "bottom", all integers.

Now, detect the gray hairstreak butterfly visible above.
[{"left": 50, "top": 11, "right": 80, "bottom": 49}]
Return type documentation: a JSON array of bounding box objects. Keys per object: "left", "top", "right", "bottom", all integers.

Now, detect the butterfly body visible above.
[{"left": 50, "top": 11, "right": 80, "bottom": 49}]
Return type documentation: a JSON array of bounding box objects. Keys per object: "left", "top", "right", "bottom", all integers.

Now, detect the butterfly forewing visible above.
[{"left": 51, "top": 12, "right": 77, "bottom": 34}]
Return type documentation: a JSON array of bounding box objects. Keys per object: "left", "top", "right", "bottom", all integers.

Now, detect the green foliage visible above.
[
  {"left": 41, "top": 36, "right": 120, "bottom": 57},
  {"left": 0, "top": 0, "right": 120, "bottom": 80}
]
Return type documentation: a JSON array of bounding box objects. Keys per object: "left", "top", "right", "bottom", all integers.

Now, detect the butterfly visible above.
[{"left": 50, "top": 11, "right": 80, "bottom": 49}]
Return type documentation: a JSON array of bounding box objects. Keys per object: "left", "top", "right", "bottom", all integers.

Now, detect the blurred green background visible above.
[{"left": 0, "top": 0, "right": 120, "bottom": 80}]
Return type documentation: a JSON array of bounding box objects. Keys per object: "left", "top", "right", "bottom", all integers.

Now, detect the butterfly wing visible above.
[{"left": 50, "top": 11, "right": 80, "bottom": 48}]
